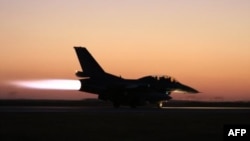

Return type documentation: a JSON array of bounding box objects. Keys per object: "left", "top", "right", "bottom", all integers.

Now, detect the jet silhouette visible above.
[{"left": 74, "top": 47, "right": 199, "bottom": 108}]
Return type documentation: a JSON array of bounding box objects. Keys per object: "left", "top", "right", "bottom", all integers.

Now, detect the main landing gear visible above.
[{"left": 157, "top": 101, "right": 167, "bottom": 108}]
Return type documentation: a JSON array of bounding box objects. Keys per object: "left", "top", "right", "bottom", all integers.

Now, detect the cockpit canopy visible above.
[
  {"left": 157, "top": 75, "right": 178, "bottom": 83},
  {"left": 139, "top": 75, "right": 179, "bottom": 83}
]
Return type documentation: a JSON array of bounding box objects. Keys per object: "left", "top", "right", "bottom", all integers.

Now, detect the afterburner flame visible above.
[{"left": 10, "top": 79, "right": 81, "bottom": 90}]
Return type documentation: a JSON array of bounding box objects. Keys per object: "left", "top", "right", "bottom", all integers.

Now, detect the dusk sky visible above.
[{"left": 0, "top": 0, "right": 250, "bottom": 101}]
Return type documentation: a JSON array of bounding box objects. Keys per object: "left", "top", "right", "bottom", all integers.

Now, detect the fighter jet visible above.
[{"left": 74, "top": 47, "right": 199, "bottom": 108}]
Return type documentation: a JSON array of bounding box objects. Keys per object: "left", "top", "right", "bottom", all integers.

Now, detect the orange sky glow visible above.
[{"left": 0, "top": 0, "right": 250, "bottom": 101}]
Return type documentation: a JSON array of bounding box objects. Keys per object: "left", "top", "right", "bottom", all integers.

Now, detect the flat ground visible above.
[{"left": 0, "top": 105, "right": 250, "bottom": 141}]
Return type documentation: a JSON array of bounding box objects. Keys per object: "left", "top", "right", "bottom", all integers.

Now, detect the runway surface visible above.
[
  {"left": 1, "top": 106, "right": 250, "bottom": 141},
  {"left": 1, "top": 106, "right": 250, "bottom": 113}
]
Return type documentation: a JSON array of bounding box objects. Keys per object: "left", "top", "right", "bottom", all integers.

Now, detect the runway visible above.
[
  {"left": 0, "top": 106, "right": 250, "bottom": 113},
  {"left": 1, "top": 106, "right": 249, "bottom": 141}
]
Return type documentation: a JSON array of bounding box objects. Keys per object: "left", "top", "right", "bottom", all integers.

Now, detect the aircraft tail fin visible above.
[{"left": 74, "top": 47, "right": 105, "bottom": 77}]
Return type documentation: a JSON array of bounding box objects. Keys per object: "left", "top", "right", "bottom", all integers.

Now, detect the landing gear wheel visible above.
[{"left": 157, "top": 101, "right": 164, "bottom": 109}]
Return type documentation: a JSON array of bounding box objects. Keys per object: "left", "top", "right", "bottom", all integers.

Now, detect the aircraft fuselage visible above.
[{"left": 74, "top": 47, "right": 199, "bottom": 108}]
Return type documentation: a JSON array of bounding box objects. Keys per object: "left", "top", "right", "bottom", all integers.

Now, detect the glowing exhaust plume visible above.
[{"left": 10, "top": 79, "right": 81, "bottom": 90}]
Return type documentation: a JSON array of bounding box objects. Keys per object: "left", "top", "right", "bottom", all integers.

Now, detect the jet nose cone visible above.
[
  {"left": 185, "top": 86, "right": 199, "bottom": 93},
  {"left": 188, "top": 87, "right": 199, "bottom": 93},
  {"left": 177, "top": 83, "right": 199, "bottom": 94}
]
